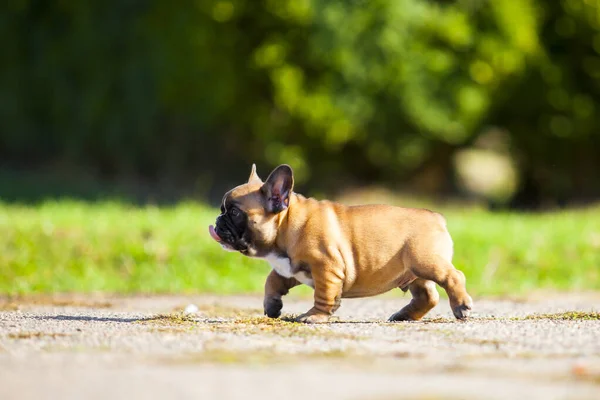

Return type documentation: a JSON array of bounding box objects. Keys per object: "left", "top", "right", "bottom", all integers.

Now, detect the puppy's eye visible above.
[{"left": 230, "top": 208, "right": 240, "bottom": 217}]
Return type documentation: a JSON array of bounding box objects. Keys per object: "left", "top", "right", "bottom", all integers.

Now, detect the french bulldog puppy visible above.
[{"left": 209, "top": 164, "right": 473, "bottom": 323}]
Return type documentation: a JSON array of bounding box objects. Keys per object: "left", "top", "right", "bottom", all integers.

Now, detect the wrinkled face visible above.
[
  {"left": 208, "top": 164, "right": 294, "bottom": 257},
  {"left": 213, "top": 194, "right": 251, "bottom": 253},
  {"left": 209, "top": 182, "right": 267, "bottom": 256}
]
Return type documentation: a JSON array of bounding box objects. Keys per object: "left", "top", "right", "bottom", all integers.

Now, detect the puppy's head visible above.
[{"left": 208, "top": 164, "right": 294, "bottom": 257}]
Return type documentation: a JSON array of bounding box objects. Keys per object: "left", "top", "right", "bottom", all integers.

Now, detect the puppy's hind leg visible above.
[
  {"left": 411, "top": 257, "right": 473, "bottom": 320},
  {"left": 388, "top": 279, "right": 439, "bottom": 321}
]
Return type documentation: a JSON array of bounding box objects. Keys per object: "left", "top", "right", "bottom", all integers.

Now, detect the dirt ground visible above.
[{"left": 1, "top": 293, "right": 599, "bottom": 400}]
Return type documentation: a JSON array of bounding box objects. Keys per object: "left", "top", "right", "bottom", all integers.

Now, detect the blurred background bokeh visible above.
[{"left": 2, "top": 0, "right": 599, "bottom": 208}]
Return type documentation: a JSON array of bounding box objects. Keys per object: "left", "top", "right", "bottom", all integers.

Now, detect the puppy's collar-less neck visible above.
[
  {"left": 273, "top": 192, "right": 305, "bottom": 252},
  {"left": 274, "top": 191, "right": 296, "bottom": 228}
]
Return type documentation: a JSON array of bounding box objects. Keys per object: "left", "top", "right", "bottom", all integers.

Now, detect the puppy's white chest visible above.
[
  {"left": 264, "top": 254, "right": 314, "bottom": 287},
  {"left": 264, "top": 254, "right": 293, "bottom": 278}
]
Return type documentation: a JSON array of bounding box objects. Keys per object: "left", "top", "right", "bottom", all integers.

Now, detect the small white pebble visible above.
[{"left": 184, "top": 304, "right": 199, "bottom": 314}]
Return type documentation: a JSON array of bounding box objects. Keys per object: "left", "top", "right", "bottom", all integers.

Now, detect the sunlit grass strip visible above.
[{"left": 0, "top": 201, "right": 599, "bottom": 295}]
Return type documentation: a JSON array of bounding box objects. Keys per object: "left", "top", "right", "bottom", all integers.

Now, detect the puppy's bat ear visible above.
[
  {"left": 248, "top": 163, "right": 262, "bottom": 184},
  {"left": 261, "top": 165, "right": 294, "bottom": 213}
]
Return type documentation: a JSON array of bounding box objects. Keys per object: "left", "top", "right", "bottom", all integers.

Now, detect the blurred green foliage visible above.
[{"left": 1, "top": 0, "right": 600, "bottom": 204}]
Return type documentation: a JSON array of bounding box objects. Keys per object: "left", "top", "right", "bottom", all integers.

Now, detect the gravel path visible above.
[{"left": 1, "top": 293, "right": 599, "bottom": 400}]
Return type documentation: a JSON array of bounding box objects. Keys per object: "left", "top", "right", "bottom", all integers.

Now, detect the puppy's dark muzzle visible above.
[
  {"left": 214, "top": 215, "right": 234, "bottom": 244},
  {"left": 214, "top": 214, "right": 249, "bottom": 252}
]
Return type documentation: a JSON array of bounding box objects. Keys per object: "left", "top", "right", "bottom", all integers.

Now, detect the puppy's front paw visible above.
[
  {"left": 295, "top": 309, "right": 330, "bottom": 324},
  {"left": 264, "top": 297, "right": 283, "bottom": 319},
  {"left": 388, "top": 310, "right": 418, "bottom": 322}
]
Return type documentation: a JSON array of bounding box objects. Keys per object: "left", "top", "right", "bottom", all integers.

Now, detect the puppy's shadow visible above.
[
  {"left": 31, "top": 314, "right": 460, "bottom": 324},
  {"left": 32, "top": 315, "right": 149, "bottom": 323}
]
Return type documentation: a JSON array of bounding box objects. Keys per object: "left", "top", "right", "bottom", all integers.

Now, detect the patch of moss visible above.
[
  {"left": 203, "top": 315, "right": 367, "bottom": 340},
  {"left": 280, "top": 314, "right": 300, "bottom": 323},
  {"left": 422, "top": 317, "right": 455, "bottom": 324},
  {"left": 138, "top": 312, "right": 198, "bottom": 326},
  {"left": 520, "top": 311, "right": 600, "bottom": 321},
  {"left": 235, "top": 315, "right": 300, "bottom": 325},
  {"left": 387, "top": 315, "right": 497, "bottom": 324},
  {"left": 138, "top": 311, "right": 365, "bottom": 340}
]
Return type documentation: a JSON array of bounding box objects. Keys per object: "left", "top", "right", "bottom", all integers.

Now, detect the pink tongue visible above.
[{"left": 208, "top": 225, "right": 221, "bottom": 242}]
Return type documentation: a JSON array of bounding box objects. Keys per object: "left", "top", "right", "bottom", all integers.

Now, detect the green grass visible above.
[
  {"left": 445, "top": 206, "right": 600, "bottom": 294},
  {"left": 0, "top": 200, "right": 599, "bottom": 295}
]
